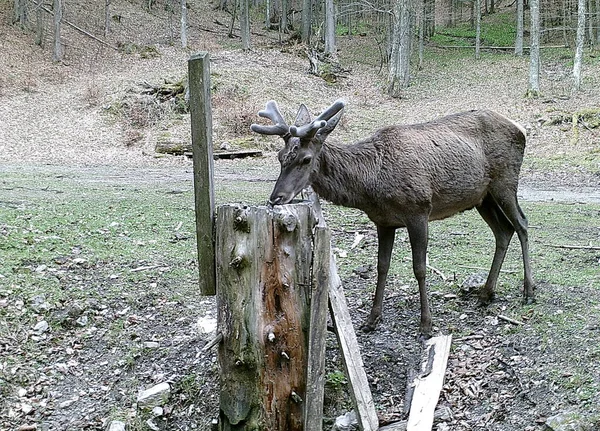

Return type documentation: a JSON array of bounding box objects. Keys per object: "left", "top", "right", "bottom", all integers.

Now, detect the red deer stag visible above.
[{"left": 251, "top": 99, "right": 534, "bottom": 336}]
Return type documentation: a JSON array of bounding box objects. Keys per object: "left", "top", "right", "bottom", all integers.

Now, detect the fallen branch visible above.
[
  {"left": 379, "top": 406, "right": 452, "bottom": 430},
  {"left": 427, "top": 264, "right": 447, "bottom": 281},
  {"left": 457, "top": 265, "right": 517, "bottom": 274},
  {"left": 498, "top": 314, "right": 524, "bottom": 326},
  {"left": 544, "top": 243, "right": 600, "bottom": 251},
  {"left": 30, "top": 0, "right": 119, "bottom": 50},
  {"left": 201, "top": 332, "right": 223, "bottom": 353}
]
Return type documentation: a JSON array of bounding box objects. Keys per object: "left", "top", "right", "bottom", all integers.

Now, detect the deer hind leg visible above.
[
  {"left": 476, "top": 194, "right": 515, "bottom": 304},
  {"left": 406, "top": 217, "right": 432, "bottom": 337},
  {"left": 363, "top": 225, "right": 396, "bottom": 332},
  {"left": 491, "top": 190, "right": 535, "bottom": 304}
]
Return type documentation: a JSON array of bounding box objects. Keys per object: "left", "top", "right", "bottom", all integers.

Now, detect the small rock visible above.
[
  {"left": 30, "top": 294, "right": 51, "bottom": 312},
  {"left": 76, "top": 315, "right": 88, "bottom": 327},
  {"left": 331, "top": 410, "right": 358, "bottom": 431},
  {"left": 107, "top": 420, "right": 126, "bottom": 431},
  {"left": 137, "top": 382, "right": 170, "bottom": 409},
  {"left": 196, "top": 316, "right": 217, "bottom": 334},
  {"left": 144, "top": 341, "right": 160, "bottom": 349},
  {"left": 146, "top": 419, "right": 160, "bottom": 431},
  {"left": 546, "top": 411, "right": 593, "bottom": 431},
  {"left": 58, "top": 397, "right": 78, "bottom": 408},
  {"left": 33, "top": 320, "right": 49, "bottom": 334},
  {"left": 152, "top": 406, "right": 164, "bottom": 417},
  {"left": 461, "top": 273, "right": 487, "bottom": 293},
  {"left": 21, "top": 403, "right": 34, "bottom": 415}
]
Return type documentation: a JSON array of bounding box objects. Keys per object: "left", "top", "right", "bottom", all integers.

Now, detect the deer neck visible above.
[{"left": 310, "top": 142, "right": 377, "bottom": 209}]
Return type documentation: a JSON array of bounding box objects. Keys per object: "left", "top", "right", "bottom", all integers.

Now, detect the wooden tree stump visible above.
[{"left": 216, "top": 203, "right": 317, "bottom": 430}]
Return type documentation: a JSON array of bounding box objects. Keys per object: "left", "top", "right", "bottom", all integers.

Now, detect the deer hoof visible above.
[
  {"left": 360, "top": 317, "right": 380, "bottom": 333},
  {"left": 522, "top": 295, "right": 536, "bottom": 305}
]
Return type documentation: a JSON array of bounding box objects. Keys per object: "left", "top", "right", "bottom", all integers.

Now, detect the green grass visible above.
[
  {"left": 430, "top": 11, "right": 516, "bottom": 47},
  {"left": 2, "top": 163, "right": 599, "bottom": 426}
]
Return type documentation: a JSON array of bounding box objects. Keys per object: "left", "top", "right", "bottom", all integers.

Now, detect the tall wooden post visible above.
[
  {"left": 189, "top": 52, "right": 216, "bottom": 296},
  {"left": 216, "top": 203, "right": 316, "bottom": 430}
]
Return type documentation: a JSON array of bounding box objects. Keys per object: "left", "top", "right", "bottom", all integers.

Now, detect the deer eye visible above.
[{"left": 300, "top": 155, "right": 312, "bottom": 165}]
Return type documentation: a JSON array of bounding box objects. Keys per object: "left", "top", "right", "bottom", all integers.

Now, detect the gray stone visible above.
[
  {"left": 107, "top": 420, "right": 126, "bottom": 431},
  {"left": 331, "top": 410, "right": 359, "bottom": 431},
  {"left": 33, "top": 320, "right": 49, "bottom": 333},
  {"left": 137, "top": 382, "right": 170, "bottom": 409},
  {"left": 545, "top": 411, "right": 592, "bottom": 431}
]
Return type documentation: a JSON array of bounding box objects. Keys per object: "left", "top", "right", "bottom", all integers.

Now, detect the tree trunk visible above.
[
  {"left": 475, "top": 0, "right": 481, "bottom": 59},
  {"left": 527, "top": 0, "right": 541, "bottom": 96},
  {"left": 515, "top": 0, "right": 524, "bottom": 55},
  {"left": 35, "top": 4, "right": 44, "bottom": 46},
  {"left": 15, "top": 0, "right": 27, "bottom": 27},
  {"left": 572, "top": 0, "right": 586, "bottom": 91},
  {"left": 216, "top": 203, "right": 316, "bottom": 431},
  {"left": 324, "top": 0, "right": 336, "bottom": 56},
  {"left": 418, "top": 2, "right": 424, "bottom": 70},
  {"left": 240, "top": 0, "right": 251, "bottom": 50},
  {"left": 181, "top": 0, "right": 188, "bottom": 48},
  {"left": 265, "top": 0, "right": 271, "bottom": 29},
  {"left": 302, "top": 0, "right": 312, "bottom": 43},
  {"left": 388, "top": 0, "right": 413, "bottom": 97},
  {"left": 424, "top": 0, "right": 435, "bottom": 37},
  {"left": 281, "top": 0, "right": 288, "bottom": 32},
  {"left": 104, "top": 0, "right": 111, "bottom": 37},
  {"left": 53, "top": 0, "right": 64, "bottom": 62}
]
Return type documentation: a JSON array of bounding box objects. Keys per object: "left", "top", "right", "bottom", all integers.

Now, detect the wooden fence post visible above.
[
  {"left": 216, "top": 203, "right": 316, "bottom": 430},
  {"left": 189, "top": 52, "right": 216, "bottom": 296}
]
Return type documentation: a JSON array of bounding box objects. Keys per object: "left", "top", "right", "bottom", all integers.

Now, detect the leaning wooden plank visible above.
[
  {"left": 329, "top": 259, "right": 379, "bottom": 431},
  {"left": 303, "top": 226, "right": 332, "bottom": 431},
  {"left": 406, "top": 335, "right": 452, "bottom": 431},
  {"left": 378, "top": 406, "right": 452, "bottom": 431}
]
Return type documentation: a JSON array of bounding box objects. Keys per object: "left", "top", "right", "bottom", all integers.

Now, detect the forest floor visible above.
[{"left": 1, "top": 0, "right": 600, "bottom": 430}]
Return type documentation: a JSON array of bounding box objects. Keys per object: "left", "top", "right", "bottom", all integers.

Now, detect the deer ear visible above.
[
  {"left": 295, "top": 104, "right": 312, "bottom": 127},
  {"left": 316, "top": 109, "right": 343, "bottom": 143}
]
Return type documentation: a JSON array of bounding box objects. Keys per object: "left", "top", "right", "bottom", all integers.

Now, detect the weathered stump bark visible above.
[{"left": 216, "top": 203, "right": 317, "bottom": 431}]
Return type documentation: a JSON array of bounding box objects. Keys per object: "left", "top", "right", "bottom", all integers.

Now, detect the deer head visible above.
[{"left": 251, "top": 99, "right": 345, "bottom": 205}]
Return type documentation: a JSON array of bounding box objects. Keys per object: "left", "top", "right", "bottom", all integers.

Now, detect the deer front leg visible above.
[
  {"left": 362, "top": 225, "right": 396, "bottom": 332},
  {"left": 406, "top": 218, "right": 432, "bottom": 337}
]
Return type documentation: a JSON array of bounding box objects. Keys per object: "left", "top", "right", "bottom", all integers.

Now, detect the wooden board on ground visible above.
[
  {"left": 329, "top": 258, "right": 379, "bottom": 431},
  {"left": 183, "top": 149, "right": 263, "bottom": 159},
  {"left": 406, "top": 334, "right": 452, "bottom": 431}
]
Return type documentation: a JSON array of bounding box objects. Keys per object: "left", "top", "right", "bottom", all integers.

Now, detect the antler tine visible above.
[
  {"left": 290, "top": 99, "right": 345, "bottom": 139},
  {"left": 315, "top": 98, "right": 346, "bottom": 122},
  {"left": 289, "top": 121, "right": 326, "bottom": 139},
  {"left": 250, "top": 100, "right": 290, "bottom": 137}
]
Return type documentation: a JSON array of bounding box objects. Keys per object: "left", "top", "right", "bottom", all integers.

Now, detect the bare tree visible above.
[
  {"left": 302, "top": 0, "right": 312, "bottom": 43},
  {"left": 181, "top": 0, "right": 188, "bottom": 48},
  {"left": 572, "top": 0, "right": 586, "bottom": 91},
  {"left": 14, "top": 0, "right": 27, "bottom": 26},
  {"left": 240, "top": 0, "right": 250, "bottom": 50},
  {"left": 475, "top": 0, "right": 481, "bottom": 59},
  {"left": 388, "top": 0, "right": 413, "bottom": 96},
  {"left": 515, "top": 0, "right": 524, "bottom": 55},
  {"left": 527, "top": 0, "right": 541, "bottom": 96},
  {"left": 35, "top": 2, "right": 45, "bottom": 46},
  {"left": 104, "top": 0, "right": 111, "bottom": 37},
  {"left": 324, "top": 0, "right": 336, "bottom": 56},
  {"left": 423, "top": 0, "right": 435, "bottom": 37},
  {"left": 53, "top": 0, "right": 64, "bottom": 62}
]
